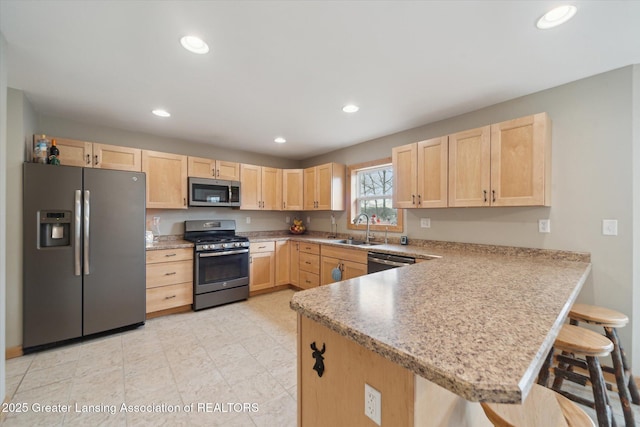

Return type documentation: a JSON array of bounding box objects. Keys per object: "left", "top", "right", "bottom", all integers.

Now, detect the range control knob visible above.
[
  {"left": 234, "top": 242, "right": 241, "bottom": 247},
  {"left": 201, "top": 245, "right": 209, "bottom": 250},
  {"left": 222, "top": 243, "right": 229, "bottom": 248}
]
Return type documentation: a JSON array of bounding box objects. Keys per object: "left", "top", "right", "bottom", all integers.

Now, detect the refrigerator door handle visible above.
[
  {"left": 74, "top": 190, "right": 82, "bottom": 276},
  {"left": 84, "top": 190, "right": 90, "bottom": 275}
]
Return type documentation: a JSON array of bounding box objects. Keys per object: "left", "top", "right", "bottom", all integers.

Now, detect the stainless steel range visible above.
[{"left": 184, "top": 220, "right": 250, "bottom": 311}]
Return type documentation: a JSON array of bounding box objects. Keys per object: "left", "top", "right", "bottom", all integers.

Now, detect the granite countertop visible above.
[
  {"left": 145, "top": 239, "right": 193, "bottom": 251},
  {"left": 290, "top": 248, "right": 591, "bottom": 404}
]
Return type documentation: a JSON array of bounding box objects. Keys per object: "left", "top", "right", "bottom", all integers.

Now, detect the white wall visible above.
[
  {"left": 303, "top": 66, "right": 638, "bottom": 372},
  {"left": 1, "top": 31, "right": 9, "bottom": 402}
]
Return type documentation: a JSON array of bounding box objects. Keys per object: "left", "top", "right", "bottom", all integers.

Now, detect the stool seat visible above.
[
  {"left": 569, "top": 303, "right": 629, "bottom": 328},
  {"left": 555, "top": 324, "right": 613, "bottom": 357},
  {"left": 481, "top": 384, "right": 595, "bottom": 427}
]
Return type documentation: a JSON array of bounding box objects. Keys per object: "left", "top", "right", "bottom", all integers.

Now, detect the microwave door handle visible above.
[
  {"left": 74, "top": 190, "right": 82, "bottom": 276},
  {"left": 228, "top": 185, "right": 232, "bottom": 203},
  {"left": 84, "top": 190, "right": 90, "bottom": 275}
]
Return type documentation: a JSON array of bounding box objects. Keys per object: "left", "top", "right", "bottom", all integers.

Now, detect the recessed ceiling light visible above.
[
  {"left": 152, "top": 109, "right": 171, "bottom": 118},
  {"left": 536, "top": 5, "right": 577, "bottom": 29},
  {"left": 180, "top": 36, "right": 210, "bottom": 54},
  {"left": 342, "top": 104, "right": 359, "bottom": 113},
  {"left": 274, "top": 137, "right": 287, "bottom": 144}
]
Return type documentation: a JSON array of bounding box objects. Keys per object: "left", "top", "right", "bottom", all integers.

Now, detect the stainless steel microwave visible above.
[{"left": 188, "top": 178, "right": 241, "bottom": 207}]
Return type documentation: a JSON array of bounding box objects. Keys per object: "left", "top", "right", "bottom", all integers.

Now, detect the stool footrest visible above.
[
  {"left": 554, "top": 388, "right": 596, "bottom": 410},
  {"left": 554, "top": 367, "right": 590, "bottom": 387}
]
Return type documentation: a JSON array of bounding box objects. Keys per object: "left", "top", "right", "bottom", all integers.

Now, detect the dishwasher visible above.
[{"left": 367, "top": 252, "right": 416, "bottom": 273}]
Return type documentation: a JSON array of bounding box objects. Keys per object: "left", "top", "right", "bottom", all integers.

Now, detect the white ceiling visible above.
[{"left": 1, "top": 1, "right": 639, "bottom": 160}]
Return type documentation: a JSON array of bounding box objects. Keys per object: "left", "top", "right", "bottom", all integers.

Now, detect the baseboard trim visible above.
[
  {"left": 5, "top": 346, "right": 23, "bottom": 360},
  {"left": 249, "top": 284, "right": 293, "bottom": 297},
  {"left": 146, "top": 304, "right": 192, "bottom": 319}
]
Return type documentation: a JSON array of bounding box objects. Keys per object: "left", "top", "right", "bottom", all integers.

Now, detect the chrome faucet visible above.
[{"left": 353, "top": 213, "right": 371, "bottom": 244}]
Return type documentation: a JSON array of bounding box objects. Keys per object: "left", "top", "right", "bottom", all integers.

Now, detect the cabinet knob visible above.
[
  {"left": 165, "top": 253, "right": 177, "bottom": 257},
  {"left": 483, "top": 190, "right": 488, "bottom": 203},
  {"left": 94, "top": 154, "right": 99, "bottom": 165},
  {"left": 183, "top": 198, "right": 187, "bottom": 206},
  {"left": 86, "top": 154, "right": 91, "bottom": 165},
  {"left": 165, "top": 272, "right": 177, "bottom": 276},
  {"left": 165, "top": 295, "right": 176, "bottom": 300},
  {"left": 492, "top": 190, "right": 496, "bottom": 203},
  {"left": 412, "top": 194, "right": 415, "bottom": 204}
]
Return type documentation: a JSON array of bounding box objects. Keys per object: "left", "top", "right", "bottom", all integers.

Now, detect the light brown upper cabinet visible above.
[
  {"left": 303, "top": 163, "right": 346, "bottom": 211},
  {"left": 448, "top": 113, "right": 551, "bottom": 207},
  {"left": 34, "top": 135, "right": 141, "bottom": 171},
  {"left": 142, "top": 150, "right": 188, "bottom": 209},
  {"left": 187, "top": 156, "right": 240, "bottom": 181},
  {"left": 392, "top": 136, "right": 448, "bottom": 208},
  {"left": 282, "top": 169, "right": 304, "bottom": 211},
  {"left": 240, "top": 164, "right": 282, "bottom": 210}
]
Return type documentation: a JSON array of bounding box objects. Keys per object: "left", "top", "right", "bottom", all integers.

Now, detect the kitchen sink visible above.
[{"left": 334, "top": 239, "right": 382, "bottom": 246}]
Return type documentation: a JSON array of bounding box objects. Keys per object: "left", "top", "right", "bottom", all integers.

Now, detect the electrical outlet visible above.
[
  {"left": 420, "top": 218, "right": 431, "bottom": 228},
  {"left": 246, "top": 217, "right": 251, "bottom": 224},
  {"left": 364, "top": 383, "right": 381, "bottom": 426},
  {"left": 602, "top": 219, "right": 618, "bottom": 236},
  {"left": 307, "top": 216, "right": 311, "bottom": 224},
  {"left": 285, "top": 216, "right": 290, "bottom": 224},
  {"left": 331, "top": 214, "right": 336, "bottom": 225},
  {"left": 538, "top": 219, "right": 551, "bottom": 233}
]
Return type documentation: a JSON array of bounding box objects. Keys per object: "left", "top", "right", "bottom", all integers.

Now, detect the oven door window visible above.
[{"left": 197, "top": 250, "right": 249, "bottom": 288}]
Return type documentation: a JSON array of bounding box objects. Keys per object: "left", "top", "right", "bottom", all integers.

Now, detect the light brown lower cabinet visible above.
[
  {"left": 275, "top": 241, "right": 290, "bottom": 286},
  {"left": 298, "top": 243, "right": 320, "bottom": 289},
  {"left": 145, "top": 248, "right": 193, "bottom": 314},
  {"left": 250, "top": 242, "right": 276, "bottom": 291},
  {"left": 320, "top": 245, "right": 368, "bottom": 285}
]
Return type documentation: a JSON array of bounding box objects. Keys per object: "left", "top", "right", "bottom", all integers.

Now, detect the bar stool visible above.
[
  {"left": 568, "top": 303, "right": 638, "bottom": 427},
  {"left": 481, "top": 384, "right": 595, "bottom": 427},
  {"left": 551, "top": 324, "right": 616, "bottom": 427}
]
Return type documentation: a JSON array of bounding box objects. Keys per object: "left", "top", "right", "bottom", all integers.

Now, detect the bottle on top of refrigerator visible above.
[
  {"left": 34, "top": 135, "right": 49, "bottom": 164},
  {"left": 48, "top": 139, "right": 60, "bottom": 165}
]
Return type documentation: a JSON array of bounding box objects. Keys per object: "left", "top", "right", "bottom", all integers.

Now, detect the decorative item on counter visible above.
[
  {"left": 290, "top": 217, "right": 306, "bottom": 235},
  {"left": 33, "top": 135, "right": 49, "bottom": 164},
  {"left": 145, "top": 230, "right": 154, "bottom": 244},
  {"left": 371, "top": 214, "right": 381, "bottom": 224},
  {"left": 48, "top": 139, "right": 60, "bottom": 165},
  {"left": 151, "top": 216, "right": 161, "bottom": 241}
]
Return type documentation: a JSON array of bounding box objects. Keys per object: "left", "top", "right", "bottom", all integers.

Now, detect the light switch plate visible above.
[
  {"left": 420, "top": 218, "right": 431, "bottom": 228},
  {"left": 245, "top": 217, "right": 251, "bottom": 224},
  {"left": 538, "top": 219, "right": 551, "bottom": 233},
  {"left": 602, "top": 219, "right": 618, "bottom": 236}
]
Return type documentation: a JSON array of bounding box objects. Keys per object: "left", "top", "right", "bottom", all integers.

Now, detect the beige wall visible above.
[
  {"left": 632, "top": 64, "right": 640, "bottom": 373},
  {"left": 303, "top": 66, "right": 638, "bottom": 371}
]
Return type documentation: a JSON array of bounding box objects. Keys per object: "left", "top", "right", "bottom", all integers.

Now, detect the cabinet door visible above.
[
  {"left": 283, "top": 169, "right": 304, "bottom": 210},
  {"left": 290, "top": 241, "right": 300, "bottom": 286},
  {"left": 188, "top": 156, "right": 216, "bottom": 178},
  {"left": 392, "top": 143, "right": 417, "bottom": 208},
  {"left": 216, "top": 160, "right": 240, "bottom": 181},
  {"left": 240, "top": 163, "right": 262, "bottom": 210},
  {"left": 54, "top": 137, "right": 93, "bottom": 168},
  {"left": 417, "top": 137, "right": 448, "bottom": 208},
  {"left": 93, "top": 143, "right": 142, "bottom": 171},
  {"left": 316, "top": 163, "right": 334, "bottom": 210},
  {"left": 250, "top": 251, "right": 275, "bottom": 291},
  {"left": 342, "top": 260, "right": 367, "bottom": 281},
  {"left": 303, "top": 167, "right": 317, "bottom": 210},
  {"left": 490, "top": 113, "right": 550, "bottom": 207},
  {"left": 448, "top": 126, "right": 491, "bottom": 207},
  {"left": 320, "top": 256, "right": 341, "bottom": 286},
  {"left": 275, "top": 241, "right": 290, "bottom": 286},
  {"left": 262, "top": 167, "right": 282, "bottom": 210},
  {"left": 142, "top": 150, "right": 188, "bottom": 209}
]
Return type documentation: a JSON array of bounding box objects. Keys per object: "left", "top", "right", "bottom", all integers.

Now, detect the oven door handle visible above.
[
  {"left": 198, "top": 249, "right": 249, "bottom": 258},
  {"left": 368, "top": 257, "right": 412, "bottom": 268}
]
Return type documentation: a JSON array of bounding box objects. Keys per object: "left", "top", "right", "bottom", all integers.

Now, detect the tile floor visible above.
[
  {"left": 2, "top": 288, "right": 639, "bottom": 426},
  {"left": 2, "top": 290, "right": 298, "bottom": 426}
]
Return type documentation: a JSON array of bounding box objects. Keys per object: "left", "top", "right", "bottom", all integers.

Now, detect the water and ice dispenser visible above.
[{"left": 39, "top": 211, "right": 72, "bottom": 248}]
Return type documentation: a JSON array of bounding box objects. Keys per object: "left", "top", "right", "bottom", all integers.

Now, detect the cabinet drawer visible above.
[
  {"left": 299, "top": 242, "right": 320, "bottom": 255},
  {"left": 299, "top": 252, "right": 320, "bottom": 274},
  {"left": 321, "top": 245, "right": 367, "bottom": 264},
  {"left": 299, "top": 270, "right": 319, "bottom": 289},
  {"left": 146, "top": 260, "right": 193, "bottom": 289},
  {"left": 146, "top": 282, "right": 192, "bottom": 313},
  {"left": 250, "top": 241, "right": 275, "bottom": 253},
  {"left": 146, "top": 248, "right": 193, "bottom": 264}
]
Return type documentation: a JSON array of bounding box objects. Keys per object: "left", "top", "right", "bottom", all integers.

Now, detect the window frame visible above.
[{"left": 347, "top": 158, "right": 404, "bottom": 233}]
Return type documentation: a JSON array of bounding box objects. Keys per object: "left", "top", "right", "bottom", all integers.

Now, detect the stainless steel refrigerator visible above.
[{"left": 23, "top": 162, "right": 146, "bottom": 350}]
